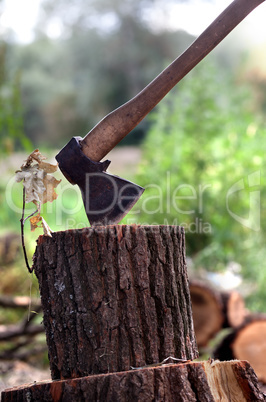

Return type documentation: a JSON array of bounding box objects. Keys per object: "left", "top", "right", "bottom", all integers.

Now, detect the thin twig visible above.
[
  {"left": 23, "top": 305, "right": 42, "bottom": 330},
  {"left": 20, "top": 186, "right": 34, "bottom": 273},
  {"left": 22, "top": 207, "right": 39, "bottom": 225}
]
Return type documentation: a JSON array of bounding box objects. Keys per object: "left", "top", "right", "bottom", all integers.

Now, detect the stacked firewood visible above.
[{"left": 190, "top": 280, "right": 266, "bottom": 385}]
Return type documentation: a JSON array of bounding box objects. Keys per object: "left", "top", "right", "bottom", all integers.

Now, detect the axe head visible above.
[{"left": 55, "top": 137, "right": 144, "bottom": 226}]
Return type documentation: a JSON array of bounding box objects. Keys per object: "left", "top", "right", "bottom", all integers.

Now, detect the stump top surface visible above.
[{"left": 2, "top": 360, "right": 265, "bottom": 402}]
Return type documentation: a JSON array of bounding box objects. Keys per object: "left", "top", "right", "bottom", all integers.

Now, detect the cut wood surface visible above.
[
  {"left": 189, "top": 281, "right": 247, "bottom": 347},
  {"left": 214, "top": 315, "right": 266, "bottom": 384},
  {"left": 221, "top": 290, "right": 247, "bottom": 329},
  {"left": 33, "top": 225, "right": 198, "bottom": 380},
  {"left": 2, "top": 360, "right": 265, "bottom": 401},
  {"left": 189, "top": 281, "right": 224, "bottom": 347}
]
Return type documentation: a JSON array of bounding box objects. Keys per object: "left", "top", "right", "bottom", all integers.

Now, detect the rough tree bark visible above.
[
  {"left": 2, "top": 360, "right": 265, "bottom": 401},
  {"left": 32, "top": 225, "right": 198, "bottom": 380}
]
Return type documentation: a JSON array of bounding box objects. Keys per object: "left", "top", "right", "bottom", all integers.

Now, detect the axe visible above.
[{"left": 56, "top": 0, "right": 265, "bottom": 226}]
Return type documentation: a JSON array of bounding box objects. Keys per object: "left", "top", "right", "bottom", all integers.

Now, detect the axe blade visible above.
[
  {"left": 56, "top": 137, "right": 144, "bottom": 226},
  {"left": 82, "top": 171, "right": 144, "bottom": 226}
]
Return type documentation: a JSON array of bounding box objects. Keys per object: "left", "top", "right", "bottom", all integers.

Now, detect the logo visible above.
[{"left": 226, "top": 171, "right": 260, "bottom": 231}]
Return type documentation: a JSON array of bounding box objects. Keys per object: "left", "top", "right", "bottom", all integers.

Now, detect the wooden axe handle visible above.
[{"left": 81, "top": 0, "right": 265, "bottom": 161}]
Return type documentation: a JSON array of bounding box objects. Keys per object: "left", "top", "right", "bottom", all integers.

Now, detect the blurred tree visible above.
[
  {"left": 11, "top": 37, "right": 85, "bottom": 146},
  {"left": 10, "top": 0, "right": 195, "bottom": 147},
  {"left": 39, "top": 0, "right": 190, "bottom": 36},
  {"left": 133, "top": 58, "right": 266, "bottom": 310}
]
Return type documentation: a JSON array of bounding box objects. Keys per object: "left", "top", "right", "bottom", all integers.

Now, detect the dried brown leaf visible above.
[
  {"left": 17, "top": 150, "right": 60, "bottom": 244},
  {"left": 29, "top": 214, "right": 53, "bottom": 237},
  {"left": 15, "top": 150, "right": 61, "bottom": 206},
  {"left": 41, "top": 175, "right": 61, "bottom": 204},
  {"left": 30, "top": 214, "right": 42, "bottom": 232},
  {"left": 30, "top": 149, "right": 46, "bottom": 163},
  {"left": 39, "top": 161, "right": 58, "bottom": 173},
  {"left": 21, "top": 149, "right": 43, "bottom": 169}
]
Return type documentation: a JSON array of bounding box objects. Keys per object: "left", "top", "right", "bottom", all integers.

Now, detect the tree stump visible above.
[
  {"left": 2, "top": 360, "right": 265, "bottom": 401},
  {"left": 32, "top": 225, "right": 198, "bottom": 380},
  {"left": 3, "top": 225, "right": 265, "bottom": 401}
]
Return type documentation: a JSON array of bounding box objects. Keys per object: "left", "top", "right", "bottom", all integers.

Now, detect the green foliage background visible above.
[{"left": 133, "top": 59, "right": 266, "bottom": 311}]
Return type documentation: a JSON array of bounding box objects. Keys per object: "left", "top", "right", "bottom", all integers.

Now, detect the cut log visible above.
[
  {"left": 213, "top": 315, "right": 266, "bottom": 383},
  {"left": 189, "top": 281, "right": 224, "bottom": 347},
  {"left": 2, "top": 360, "right": 265, "bottom": 401},
  {"left": 32, "top": 225, "right": 198, "bottom": 380},
  {"left": 189, "top": 281, "right": 247, "bottom": 347},
  {"left": 221, "top": 290, "right": 247, "bottom": 329}
]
